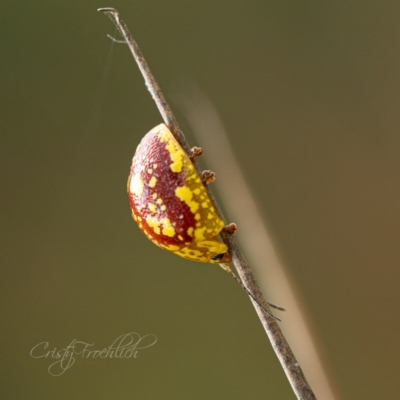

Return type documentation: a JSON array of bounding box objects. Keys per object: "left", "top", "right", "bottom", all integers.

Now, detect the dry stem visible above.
[{"left": 98, "top": 8, "right": 317, "bottom": 399}]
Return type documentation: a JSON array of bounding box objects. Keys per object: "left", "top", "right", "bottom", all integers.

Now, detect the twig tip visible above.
[{"left": 97, "top": 7, "right": 118, "bottom": 14}]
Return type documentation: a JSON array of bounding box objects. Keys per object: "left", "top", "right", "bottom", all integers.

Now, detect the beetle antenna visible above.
[{"left": 219, "top": 263, "right": 284, "bottom": 321}]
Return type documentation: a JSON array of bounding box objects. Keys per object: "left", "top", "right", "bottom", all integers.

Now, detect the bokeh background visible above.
[{"left": 2, "top": 1, "right": 400, "bottom": 399}]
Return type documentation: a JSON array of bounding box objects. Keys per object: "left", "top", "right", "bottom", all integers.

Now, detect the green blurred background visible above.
[{"left": 2, "top": 1, "right": 400, "bottom": 399}]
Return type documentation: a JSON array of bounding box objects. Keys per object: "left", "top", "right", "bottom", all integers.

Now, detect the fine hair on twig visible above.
[
  {"left": 106, "top": 34, "right": 126, "bottom": 44},
  {"left": 219, "top": 262, "right": 283, "bottom": 321}
]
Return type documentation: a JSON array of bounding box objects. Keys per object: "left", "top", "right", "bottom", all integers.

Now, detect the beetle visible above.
[{"left": 128, "top": 123, "right": 231, "bottom": 264}]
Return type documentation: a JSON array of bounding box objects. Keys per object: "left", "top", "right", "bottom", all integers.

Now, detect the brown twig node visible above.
[{"left": 98, "top": 7, "right": 317, "bottom": 400}]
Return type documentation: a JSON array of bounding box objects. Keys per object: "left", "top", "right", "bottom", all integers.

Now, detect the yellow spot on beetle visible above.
[
  {"left": 166, "top": 244, "right": 180, "bottom": 251},
  {"left": 187, "top": 227, "right": 194, "bottom": 237},
  {"left": 148, "top": 203, "right": 157, "bottom": 213},
  {"left": 166, "top": 139, "right": 184, "bottom": 173},
  {"left": 158, "top": 129, "right": 167, "bottom": 143},
  {"left": 130, "top": 173, "right": 144, "bottom": 198},
  {"left": 175, "top": 186, "right": 199, "bottom": 213},
  {"left": 161, "top": 205, "right": 166, "bottom": 211},
  {"left": 195, "top": 227, "right": 207, "bottom": 241},
  {"left": 160, "top": 217, "right": 175, "bottom": 237},
  {"left": 146, "top": 215, "right": 160, "bottom": 235},
  {"left": 148, "top": 168, "right": 153, "bottom": 174},
  {"left": 149, "top": 176, "right": 157, "bottom": 188},
  {"left": 156, "top": 198, "right": 163, "bottom": 204},
  {"left": 152, "top": 193, "right": 158, "bottom": 199},
  {"left": 202, "top": 201, "right": 208, "bottom": 208}
]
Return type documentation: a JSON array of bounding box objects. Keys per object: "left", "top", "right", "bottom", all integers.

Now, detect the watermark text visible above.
[{"left": 30, "top": 332, "right": 157, "bottom": 376}]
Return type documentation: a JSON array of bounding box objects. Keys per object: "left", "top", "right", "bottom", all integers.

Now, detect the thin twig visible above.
[
  {"left": 98, "top": 8, "right": 317, "bottom": 400},
  {"left": 174, "top": 83, "right": 337, "bottom": 399}
]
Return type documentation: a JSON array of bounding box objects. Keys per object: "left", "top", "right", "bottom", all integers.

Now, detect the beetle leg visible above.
[
  {"left": 223, "top": 223, "right": 237, "bottom": 235},
  {"left": 201, "top": 170, "right": 216, "bottom": 184},
  {"left": 189, "top": 146, "right": 203, "bottom": 160}
]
